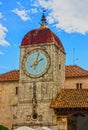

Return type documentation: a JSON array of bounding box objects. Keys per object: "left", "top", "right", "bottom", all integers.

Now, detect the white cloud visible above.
[
  {"left": 35, "top": 0, "right": 88, "bottom": 34},
  {"left": 0, "top": 24, "right": 10, "bottom": 46},
  {"left": 16, "top": 2, "right": 26, "bottom": 9},
  {"left": 12, "top": 8, "right": 30, "bottom": 21},
  {"left": 12, "top": 2, "right": 38, "bottom": 22},
  {"left": 30, "top": 8, "right": 38, "bottom": 14}
]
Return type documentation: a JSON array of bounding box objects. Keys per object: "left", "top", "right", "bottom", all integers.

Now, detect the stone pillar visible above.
[{"left": 57, "top": 116, "right": 67, "bottom": 130}]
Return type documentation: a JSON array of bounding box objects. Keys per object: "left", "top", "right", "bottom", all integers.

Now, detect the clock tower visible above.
[{"left": 15, "top": 12, "right": 65, "bottom": 130}]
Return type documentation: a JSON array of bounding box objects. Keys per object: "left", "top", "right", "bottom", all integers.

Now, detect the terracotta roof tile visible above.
[
  {"left": 50, "top": 89, "right": 88, "bottom": 108},
  {"left": 65, "top": 65, "right": 88, "bottom": 78},
  {"left": 0, "top": 70, "right": 19, "bottom": 82}
]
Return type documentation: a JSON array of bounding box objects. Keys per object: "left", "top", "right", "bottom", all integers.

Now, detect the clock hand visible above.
[
  {"left": 30, "top": 56, "right": 43, "bottom": 70},
  {"left": 30, "top": 64, "right": 34, "bottom": 68},
  {"left": 30, "top": 61, "right": 38, "bottom": 68},
  {"left": 38, "top": 58, "right": 44, "bottom": 62},
  {"left": 36, "top": 52, "right": 39, "bottom": 61},
  {"left": 33, "top": 58, "right": 44, "bottom": 70},
  {"left": 32, "top": 58, "right": 44, "bottom": 68},
  {"left": 31, "top": 61, "right": 38, "bottom": 70},
  {"left": 31, "top": 53, "right": 39, "bottom": 68}
]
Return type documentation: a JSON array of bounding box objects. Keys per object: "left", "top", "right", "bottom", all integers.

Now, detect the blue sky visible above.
[{"left": 0, "top": 0, "right": 88, "bottom": 74}]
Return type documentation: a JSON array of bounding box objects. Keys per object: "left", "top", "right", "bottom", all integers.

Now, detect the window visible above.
[
  {"left": 76, "top": 83, "right": 83, "bottom": 89},
  {"left": 59, "top": 64, "right": 61, "bottom": 70},
  {"left": 80, "top": 83, "right": 82, "bottom": 89},
  {"left": 15, "top": 87, "right": 18, "bottom": 95}
]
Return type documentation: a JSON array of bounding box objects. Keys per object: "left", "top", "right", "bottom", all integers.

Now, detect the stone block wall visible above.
[{"left": 0, "top": 81, "right": 18, "bottom": 129}]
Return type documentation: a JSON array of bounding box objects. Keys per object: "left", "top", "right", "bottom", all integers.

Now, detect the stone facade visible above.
[
  {"left": 65, "top": 76, "right": 88, "bottom": 89},
  {"left": 0, "top": 81, "right": 18, "bottom": 129},
  {"left": 15, "top": 42, "right": 65, "bottom": 130}
]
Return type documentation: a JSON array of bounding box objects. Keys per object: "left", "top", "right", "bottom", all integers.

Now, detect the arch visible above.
[{"left": 68, "top": 113, "right": 88, "bottom": 130}]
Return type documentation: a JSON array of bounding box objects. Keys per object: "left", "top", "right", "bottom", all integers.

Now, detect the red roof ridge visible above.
[
  {"left": 66, "top": 65, "right": 88, "bottom": 71},
  {"left": 0, "top": 70, "right": 19, "bottom": 81},
  {"left": 0, "top": 69, "right": 19, "bottom": 74},
  {"left": 65, "top": 65, "right": 88, "bottom": 78}
]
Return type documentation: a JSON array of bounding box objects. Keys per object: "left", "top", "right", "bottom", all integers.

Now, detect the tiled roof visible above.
[
  {"left": 0, "top": 65, "right": 88, "bottom": 81},
  {"left": 65, "top": 65, "right": 88, "bottom": 78},
  {"left": 0, "top": 70, "right": 19, "bottom": 82},
  {"left": 50, "top": 89, "right": 88, "bottom": 108},
  {"left": 21, "top": 27, "right": 65, "bottom": 53}
]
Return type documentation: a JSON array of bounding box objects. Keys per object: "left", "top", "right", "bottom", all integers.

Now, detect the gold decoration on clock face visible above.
[{"left": 22, "top": 49, "right": 50, "bottom": 78}]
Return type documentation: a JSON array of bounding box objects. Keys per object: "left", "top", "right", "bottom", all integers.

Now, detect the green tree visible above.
[{"left": 0, "top": 125, "right": 9, "bottom": 130}]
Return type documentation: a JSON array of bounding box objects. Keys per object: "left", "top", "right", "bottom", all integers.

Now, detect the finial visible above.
[{"left": 40, "top": 8, "right": 47, "bottom": 28}]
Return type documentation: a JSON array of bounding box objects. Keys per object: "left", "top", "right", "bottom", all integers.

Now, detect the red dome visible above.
[{"left": 21, "top": 27, "right": 65, "bottom": 52}]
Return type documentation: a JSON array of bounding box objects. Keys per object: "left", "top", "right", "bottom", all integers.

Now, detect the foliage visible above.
[{"left": 0, "top": 125, "right": 9, "bottom": 130}]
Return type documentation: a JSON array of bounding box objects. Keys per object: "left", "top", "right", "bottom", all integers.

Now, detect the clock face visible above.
[{"left": 23, "top": 49, "right": 50, "bottom": 77}]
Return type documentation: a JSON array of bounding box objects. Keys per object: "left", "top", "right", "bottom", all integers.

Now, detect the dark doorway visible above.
[
  {"left": 68, "top": 114, "right": 88, "bottom": 130},
  {"left": 68, "top": 115, "right": 77, "bottom": 130},
  {"left": 77, "top": 114, "right": 88, "bottom": 130}
]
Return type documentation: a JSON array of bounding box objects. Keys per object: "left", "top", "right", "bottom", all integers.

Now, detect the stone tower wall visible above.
[{"left": 16, "top": 42, "right": 65, "bottom": 128}]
